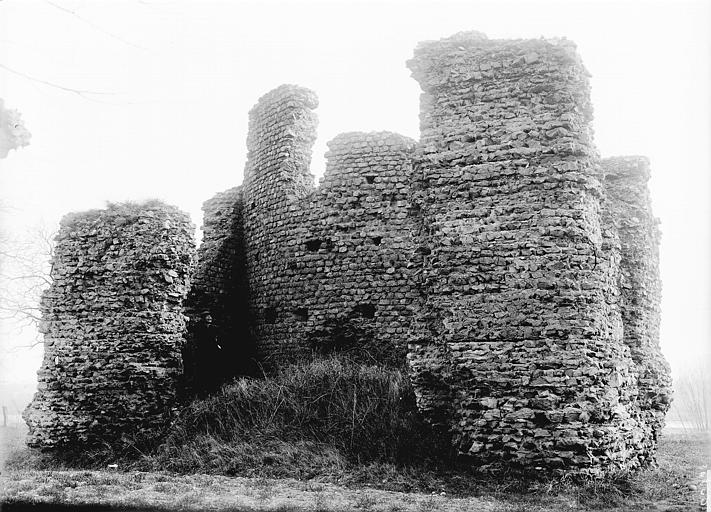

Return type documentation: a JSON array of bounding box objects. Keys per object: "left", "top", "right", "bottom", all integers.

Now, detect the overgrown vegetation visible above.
[
  {"left": 151, "top": 355, "right": 450, "bottom": 477},
  {"left": 8, "top": 356, "right": 450, "bottom": 476}
]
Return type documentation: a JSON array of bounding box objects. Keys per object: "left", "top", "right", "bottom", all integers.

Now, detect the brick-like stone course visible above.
[
  {"left": 241, "top": 84, "right": 320, "bottom": 364},
  {"left": 235, "top": 84, "right": 417, "bottom": 366},
  {"left": 282, "top": 131, "right": 416, "bottom": 366},
  {"left": 23, "top": 201, "right": 195, "bottom": 448}
]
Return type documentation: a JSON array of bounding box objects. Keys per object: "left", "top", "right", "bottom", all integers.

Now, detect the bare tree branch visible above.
[
  {"left": 0, "top": 223, "right": 55, "bottom": 344},
  {"left": 670, "top": 362, "right": 711, "bottom": 432},
  {"left": 43, "top": 0, "right": 147, "bottom": 50},
  {"left": 0, "top": 63, "right": 115, "bottom": 99}
]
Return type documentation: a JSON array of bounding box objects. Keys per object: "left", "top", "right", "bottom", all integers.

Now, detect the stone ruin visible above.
[
  {"left": 24, "top": 202, "right": 194, "bottom": 447},
  {"left": 24, "top": 32, "right": 672, "bottom": 475},
  {"left": 405, "top": 33, "right": 671, "bottom": 474}
]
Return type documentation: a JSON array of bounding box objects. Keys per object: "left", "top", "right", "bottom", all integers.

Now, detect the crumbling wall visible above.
[
  {"left": 602, "top": 156, "right": 672, "bottom": 460},
  {"left": 406, "top": 32, "right": 655, "bottom": 474},
  {"left": 183, "top": 187, "right": 252, "bottom": 393},
  {"left": 241, "top": 85, "right": 319, "bottom": 364},
  {"left": 284, "top": 132, "right": 416, "bottom": 365},
  {"left": 23, "top": 201, "right": 195, "bottom": 448},
  {"left": 240, "top": 83, "right": 416, "bottom": 366}
]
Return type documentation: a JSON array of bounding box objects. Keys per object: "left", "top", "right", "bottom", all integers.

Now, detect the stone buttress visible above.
[{"left": 602, "top": 156, "right": 672, "bottom": 462}]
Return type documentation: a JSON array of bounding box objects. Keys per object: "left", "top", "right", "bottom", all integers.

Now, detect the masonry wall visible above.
[
  {"left": 241, "top": 85, "right": 320, "bottom": 364},
  {"left": 23, "top": 202, "right": 194, "bottom": 448},
  {"left": 406, "top": 32, "right": 656, "bottom": 475},
  {"left": 602, "top": 156, "right": 672, "bottom": 461},
  {"left": 240, "top": 84, "right": 417, "bottom": 366},
  {"left": 183, "top": 187, "right": 252, "bottom": 393},
  {"left": 282, "top": 131, "right": 416, "bottom": 366}
]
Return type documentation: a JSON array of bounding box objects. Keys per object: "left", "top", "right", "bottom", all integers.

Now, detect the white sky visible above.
[{"left": 1, "top": 0, "right": 709, "bottom": 408}]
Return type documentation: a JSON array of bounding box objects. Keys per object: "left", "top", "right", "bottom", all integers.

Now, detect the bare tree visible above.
[
  {"left": 670, "top": 360, "right": 711, "bottom": 432},
  {"left": 0, "top": 220, "right": 54, "bottom": 347}
]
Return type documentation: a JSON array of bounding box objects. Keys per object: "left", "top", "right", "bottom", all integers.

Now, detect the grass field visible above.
[
  {"left": 2, "top": 428, "right": 708, "bottom": 510},
  {"left": 1, "top": 358, "right": 708, "bottom": 511}
]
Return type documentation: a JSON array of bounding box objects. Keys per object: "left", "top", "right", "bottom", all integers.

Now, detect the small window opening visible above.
[
  {"left": 306, "top": 239, "right": 322, "bottom": 251},
  {"left": 382, "top": 193, "right": 397, "bottom": 205},
  {"left": 265, "top": 307, "right": 277, "bottom": 324},
  {"left": 293, "top": 308, "right": 309, "bottom": 321},
  {"left": 353, "top": 303, "right": 376, "bottom": 319},
  {"left": 533, "top": 412, "right": 550, "bottom": 427},
  {"left": 365, "top": 175, "right": 376, "bottom": 185}
]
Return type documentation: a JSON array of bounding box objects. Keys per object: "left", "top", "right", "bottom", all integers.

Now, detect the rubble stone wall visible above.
[
  {"left": 602, "top": 156, "right": 672, "bottom": 458},
  {"left": 280, "top": 131, "right": 416, "bottom": 366},
  {"left": 406, "top": 32, "right": 668, "bottom": 474},
  {"left": 25, "top": 33, "right": 671, "bottom": 474},
  {"left": 241, "top": 85, "right": 320, "bottom": 364},
  {"left": 23, "top": 201, "right": 195, "bottom": 448},
  {"left": 239, "top": 84, "right": 417, "bottom": 366}
]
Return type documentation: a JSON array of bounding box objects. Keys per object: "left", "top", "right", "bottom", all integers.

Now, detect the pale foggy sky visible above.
[{"left": 1, "top": 0, "right": 709, "bottom": 404}]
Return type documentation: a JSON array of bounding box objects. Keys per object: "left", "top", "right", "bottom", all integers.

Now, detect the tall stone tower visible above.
[
  {"left": 24, "top": 202, "right": 194, "bottom": 448},
  {"left": 241, "top": 85, "right": 319, "bottom": 363},
  {"left": 406, "top": 32, "right": 670, "bottom": 474}
]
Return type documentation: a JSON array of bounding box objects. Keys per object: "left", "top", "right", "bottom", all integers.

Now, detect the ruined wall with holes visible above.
[
  {"left": 240, "top": 85, "right": 320, "bottom": 364},
  {"left": 278, "top": 131, "right": 416, "bottom": 366},
  {"left": 405, "top": 32, "right": 670, "bottom": 475},
  {"left": 234, "top": 84, "right": 417, "bottom": 367},
  {"left": 186, "top": 34, "right": 670, "bottom": 474},
  {"left": 23, "top": 202, "right": 194, "bottom": 448}
]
